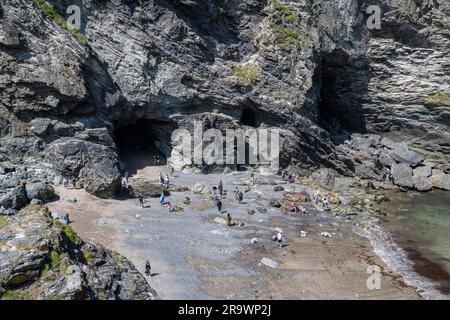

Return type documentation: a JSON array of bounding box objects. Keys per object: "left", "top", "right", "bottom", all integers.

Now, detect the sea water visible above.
[{"left": 380, "top": 190, "right": 450, "bottom": 299}]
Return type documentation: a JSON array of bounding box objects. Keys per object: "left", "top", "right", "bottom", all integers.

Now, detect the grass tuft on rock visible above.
[
  {"left": 232, "top": 64, "right": 261, "bottom": 85},
  {"left": 268, "top": 0, "right": 304, "bottom": 49},
  {"left": 0, "top": 216, "right": 8, "bottom": 229},
  {"left": 424, "top": 92, "right": 450, "bottom": 107},
  {"left": 32, "top": 0, "right": 87, "bottom": 45},
  {"left": 271, "top": 0, "right": 297, "bottom": 21},
  {"left": 0, "top": 289, "right": 31, "bottom": 300},
  {"left": 53, "top": 220, "right": 82, "bottom": 246},
  {"left": 82, "top": 249, "right": 94, "bottom": 265},
  {"left": 271, "top": 21, "right": 300, "bottom": 48}
]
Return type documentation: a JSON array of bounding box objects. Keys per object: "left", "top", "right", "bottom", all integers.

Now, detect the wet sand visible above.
[{"left": 46, "top": 168, "right": 421, "bottom": 299}]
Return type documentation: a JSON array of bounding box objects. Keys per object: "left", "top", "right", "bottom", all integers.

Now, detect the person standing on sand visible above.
[
  {"left": 164, "top": 174, "right": 170, "bottom": 188},
  {"left": 313, "top": 192, "right": 319, "bottom": 204},
  {"left": 121, "top": 176, "right": 128, "bottom": 190},
  {"left": 250, "top": 173, "right": 256, "bottom": 185},
  {"left": 145, "top": 260, "right": 151, "bottom": 276},
  {"left": 277, "top": 231, "right": 284, "bottom": 248},
  {"left": 237, "top": 190, "right": 243, "bottom": 203},
  {"left": 171, "top": 166, "right": 174, "bottom": 175},
  {"left": 156, "top": 155, "right": 161, "bottom": 165},
  {"left": 138, "top": 194, "right": 144, "bottom": 208},
  {"left": 159, "top": 172, "right": 164, "bottom": 185},
  {"left": 215, "top": 196, "right": 222, "bottom": 214},
  {"left": 63, "top": 178, "right": 69, "bottom": 189},
  {"left": 218, "top": 180, "right": 223, "bottom": 196},
  {"left": 72, "top": 178, "right": 77, "bottom": 189},
  {"left": 63, "top": 213, "right": 70, "bottom": 224},
  {"left": 159, "top": 191, "right": 165, "bottom": 205}
]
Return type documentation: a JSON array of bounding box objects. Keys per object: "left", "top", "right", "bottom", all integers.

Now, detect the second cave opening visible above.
[{"left": 317, "top": 49, "right": 370, "bottom": 144}]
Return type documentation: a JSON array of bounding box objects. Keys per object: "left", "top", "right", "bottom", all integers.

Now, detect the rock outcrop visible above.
[
  {"left": 0, "top": 206, "right": 159, "bottom": 300},
  {"left": 0, "top": 0, "right": 449, "bottom": 196}
]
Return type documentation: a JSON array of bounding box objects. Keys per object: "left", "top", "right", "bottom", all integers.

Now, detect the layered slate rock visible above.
[
  {"left": 0, "top": 0, "right": 448, "bottom": 197},
  {"left": 0, "top": 206, "right": 159, "bottom": 300}
]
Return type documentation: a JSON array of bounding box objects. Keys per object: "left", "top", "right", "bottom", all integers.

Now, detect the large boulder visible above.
[
  {"left": 47, "top": 138, "right": 121, "bottom": 198},
  {"left": 283, "top": 192, "right": 311, "bottom": 202},
  {"left": 429, "top": 173, "right": 450, "bottom": 191},
  {"left": 391, "top": 163, "right": 414, "bottom": 188},
  {"left": 391, "top": 148, "right": 424, "bottom": 167},
  {"left": 0, "top": 183, "right": 29, "bottom": 210},
  {"left": 191, "top": 183, "right": 208, "bottom": 194},
  {"left": 27, "top": 182, "right": 56, "bottom": 202},
  {"left": 0, "top": 161, "right": 15, "bottom": 174},
  {"left": 412, "top": 165, "right": 433, "bottom": 191},
  {"left": 127, "top": 177, "right": 164, "bottom": 198},
  {"left": 0, "top": 175, "right": 20, "bottom": 189},
  {"left": 412, "top": 175, "right": 432, "bottom": 191},
  {"left": 80, "top": 163, "right": 121, "bottom": 199},
  {"left": 381, "top": 139, "right": 423, "bottom": 167},
  {"left": 413, "top": 166, "right": 432, "bottom": 178},
  {"left": 378, "top": 150, "right": 395, "bottom": 166}
]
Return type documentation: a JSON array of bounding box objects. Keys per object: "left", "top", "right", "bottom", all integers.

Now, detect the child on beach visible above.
[
  {"left": 290, "top": 201, "right": 300, "bottom": 213},
  {"left": 226, "top": 213, "right": 233, "bottom": 226}
]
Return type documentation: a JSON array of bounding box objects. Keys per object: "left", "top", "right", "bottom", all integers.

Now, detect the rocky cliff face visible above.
[
  {"left": 0, "top": 205, "right": 159, "bottom": 300},
  {"left": 0, "top": 0, "right": 449, "bottom": 197}
]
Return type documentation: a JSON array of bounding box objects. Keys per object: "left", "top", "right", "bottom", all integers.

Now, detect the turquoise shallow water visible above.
[{"left": 382, "top": 190, "right": 450, "bottom": 295}]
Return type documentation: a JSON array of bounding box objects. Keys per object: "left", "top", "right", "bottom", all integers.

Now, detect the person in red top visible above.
[{"left": 290, "top": 201, "right": 300, "bottom": 213}]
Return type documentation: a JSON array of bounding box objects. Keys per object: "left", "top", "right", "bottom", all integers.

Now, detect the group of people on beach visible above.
[
  {"left": 140, "top": 169, "right": 305, "bottom": 278},
  {"left": 63, "top": 177, "right": 77, "bottom": 189},
  {"left": 152, "top": 155, "right": 161, "bottom": 166},
  {"left": 313, "top": 192, "right": 329, "bottom": 208},
  {"left": 290, "top": 201, "right": 308, "bottom": 215}
]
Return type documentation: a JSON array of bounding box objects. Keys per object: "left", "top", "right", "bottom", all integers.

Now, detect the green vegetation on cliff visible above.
[
  {"left": 271, "top": 0, "right": 297, "bottom": 22},
  {"left": 232, "top": 64, "right": 261, "bottom": 85},
  {"left": 0, "top": 216, "right": 7, "bottom": 229},
  {"left": 425, "top": 92, "right": 450, "bottom": 106},
  {"left": 53, "top": 220, "right": 82, "bottom": 245},
  {"left": 32, "top": 0, "right": 87, "bottom": 45},
  {"left": 269, "top": 0, "right": 307, "bottom": 49}
]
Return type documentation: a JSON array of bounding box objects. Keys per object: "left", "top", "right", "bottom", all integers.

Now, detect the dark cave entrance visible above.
[
  {"left": 240, "top": 108, "right": 257, "bottom": 127},
  {"left": 113, "top": 119, "right": 175, "bottom": 175},
  {"left": 318, "top": 49, "right": 369, "bottom": 144}
]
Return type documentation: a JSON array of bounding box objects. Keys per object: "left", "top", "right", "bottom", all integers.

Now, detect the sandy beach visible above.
[{"left": 44, "top": 164, "right": 422, "bottom": 300}]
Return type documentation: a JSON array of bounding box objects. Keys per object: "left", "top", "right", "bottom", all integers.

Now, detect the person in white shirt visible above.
[{"left": 277, "top": 232, "right": 283, "bottom": 248}]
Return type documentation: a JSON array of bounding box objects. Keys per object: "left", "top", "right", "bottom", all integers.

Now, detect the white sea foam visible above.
[{"left": 353, "top": 213, "right": 448, "bottom": 300}]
